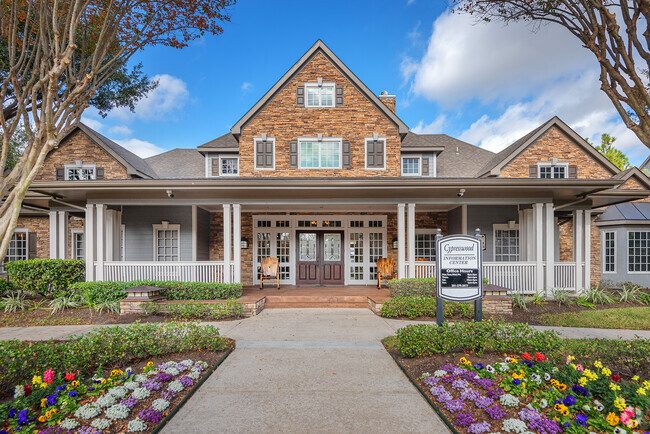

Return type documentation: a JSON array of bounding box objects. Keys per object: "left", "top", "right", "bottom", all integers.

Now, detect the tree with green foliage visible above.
[{"left": 586, "top": 133, "right": 631, "bottom": 170}]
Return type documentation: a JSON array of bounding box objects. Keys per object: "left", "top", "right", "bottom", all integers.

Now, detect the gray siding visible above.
[
  {"left": 197, "top": 208, "right": 210, "bottom": 261},
  {"left": 122, "top": 206, "right": 193, "bottom": 261},
  {"left": 599, "top": 225, "right": 650, "bottom": 288},
  {"left": 447, "top": 206, "right": 463, "bottom": 234},
  {"left": 467, "top": 205, "right": 519, "bottom": 262}
]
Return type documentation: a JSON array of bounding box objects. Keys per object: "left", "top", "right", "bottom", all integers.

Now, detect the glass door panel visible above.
[
  {"left": 324, "top": 233, "right": 341, "bottom": 261},
  {"left": 299, "top": 233, "right": 317, "bottom": 261}
]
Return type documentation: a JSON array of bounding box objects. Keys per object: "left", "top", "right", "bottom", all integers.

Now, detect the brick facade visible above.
[
  {"left": 557, "top": 215, "right": 601, "bottom": 286},
  {"left": 36, "top": 129, "right": 128, "bottom": 181},
  {"left": 15, "top": 216, "right": 49, "bottom": 259},
  {"left": 238, "top": 52, "right": 401, "bottom": 177},
  {"left": 499, "top": 127, "right": 615, "bottom": 179}
]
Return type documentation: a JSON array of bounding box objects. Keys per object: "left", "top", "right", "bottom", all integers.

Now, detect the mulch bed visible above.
[{"left": 0, "top": 308, "right": 169, "bottom": 327}]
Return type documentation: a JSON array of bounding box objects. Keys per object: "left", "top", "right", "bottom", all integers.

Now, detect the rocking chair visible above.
[
  {"left": 376, "top": 258, "right": 397, "bottom": 288},
  {"left": 259, "top": 257, "right": 280, "bottom": 289}
]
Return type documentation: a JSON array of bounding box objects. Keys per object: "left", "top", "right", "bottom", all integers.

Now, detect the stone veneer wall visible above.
[
  {"left": 15, "top": 216, "right": 50, "bottom": 259},
  {"left": 557, "top": 215, "right": 601, "bottom": 286}
]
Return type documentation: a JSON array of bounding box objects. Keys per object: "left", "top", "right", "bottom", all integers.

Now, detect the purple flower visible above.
[
  {"left": 68, "top": 391, "right": 77, "bottom": 398},
  {"left": 456, "top": 412, "right": 475, "bottom": 427},
  {"left": 512, "top": 378, "right": 521, "bottom": 385},
  {"left": 484, "top": 404, "right": 507, "bottom": 420},
  {"left": 563, "top": 395, "right": 577, "bottom": 407},
  {"left": 161, "top": 389, "right": 177, "bottom": 401},
  {"left": 423, "top": 376, "right": 439, "bottom": 387},
  {"left": 77, "top": 428, "right": 101, "bottom": 434},
  {"left": 120, "top": 396, "right": 139, "bottom": 408},
  {"left": 36, "top": 427, "right": 73, "bottom": 434},
  {"left": 474, "top": 363, "right": 485, "bottom": 370},
  {"left": 523, "top": 360, "right": 533, "bottom": 368},
  {"left": 87, "top": 387, "right": 94, "bottom": 391},
  {"left": 178, "top": 376, "right": 194, "bottom": 388},
  {"left": 572, "top": 385, "right": 588, "bottom": 397},
  {"left": 467, "top": 421, "right": 491, "bottom": 434},
  {"left": 141, "top": 379, "right": 162, "bottom": 391},
  {"left": 528, "top": 417, "right": 563, "bottom": 434},
  {"left": 486, "top": 387, "right": 504, "bottom": 399},
  {"left": 451, "top": 378, "right": 469, "bottom": 390},
  {"left": 519, "top": 408, "right": 542, "bottom": 422},
  {"left": 474, "top": 396, "right": 495, "bottom": 409},
  {"left": 460, "top": 388, "right": 480, "bottom": 402},
  {"left": 8, "top": 409, "right": 16, "bottom": 419},
  {"left": 576, "top": 414, "right": 588, "bottom": 426},
  {"left": 139, "top": 408, "right": 164, "bottom": 423},
  {"left": 444, "top": 399, "right": 466, "bottom": 413},
  {"left": 155, "top": 372, "right": 173, "bottom": 383}
]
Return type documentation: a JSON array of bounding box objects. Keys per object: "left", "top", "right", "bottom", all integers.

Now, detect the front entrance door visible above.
[{"left": 296, "top": 231, "right": 344, "bottom": 285}]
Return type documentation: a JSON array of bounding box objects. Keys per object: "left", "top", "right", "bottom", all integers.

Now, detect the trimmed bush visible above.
[
  {"left": 0, "top": 322, "right": 229, "bottom": 395},
  {"left": 0, "top": 279, "right": 15, "bottom": 296},
  {"left": 69, "top": 281, "right": 131, "bottom": 305},
  {"left": 380, "top": 296, "right": 472, "bottom": 319},
  {"left": 142, "top": 300, "right": 244, "bottom": 320},
  {"left": 386, "top": 278, "right": 435, "bottom": 297},
  {"left": 5, "top": 259, "right": 85, "bottom": 297},
  {"left": 396, "top": 320, "right": 562, "bottom": 358}
]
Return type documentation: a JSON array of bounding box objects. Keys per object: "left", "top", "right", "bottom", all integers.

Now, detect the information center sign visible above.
[{"left": 436, "top": 234, "right": 483, "bottom": 302}]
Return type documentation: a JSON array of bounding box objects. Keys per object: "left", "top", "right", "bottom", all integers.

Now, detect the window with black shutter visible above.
[
  {"left": 365, "top": 138, "right": 385, "bottom": 169},
  {"left": 255, "top": 137, "right": 275, "bottom": 169}
]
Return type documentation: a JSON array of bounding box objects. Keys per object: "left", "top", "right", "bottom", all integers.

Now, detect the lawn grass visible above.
[{"left": 538, "top": 306, "right": 650, "bottom": 329}]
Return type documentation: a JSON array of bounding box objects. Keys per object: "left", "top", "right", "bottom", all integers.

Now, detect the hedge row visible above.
[
  {"left": 386, "top": 278, "right": 435, "bottom": 297},
  {"left": 5, "top": 259, "right": 85, "bottom": 297},
  {"left": 380, "top": 296, "right": 472, "bottom": 319}
]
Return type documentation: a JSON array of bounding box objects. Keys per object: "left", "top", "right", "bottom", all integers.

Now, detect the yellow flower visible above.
[
  {"left": 71, "top": 380, "right": 79, "bottom": 387},
  {"left": 554, "top": 403, "right": 567, "bottom": 413},
  {"left": 45, "top": 411, "right": 52, "bottom": 419},
  {"left": 561, "top": 408, "right": 569, "bottom": 416},
  {"left": 522, "top": 382, "right": 526, "bottom": 389},
  {"left": 32, "top": 375, "right": 42, "bottom": 385},
  {"left": 509, "top": 358, "right": 517, "bottom": 364},
  {"left": 614, "top": 397, "right": 626, "bottom": 411},
  {"left": 644, "top": 380, "right": 650, "bottom": 389},
  {"left": 100, "top": 379, "right": 106, "bottom": 384},
  {"left": 578, "top": 377, "right": 588, "bottom": 386},
  {"left": 550, "top": 379, "right": 559, "bottom": 387},
  {"left": 38, "top": 416, "right": 46, "bottom": 423},
  {"left": 570, "top": 363, "right": 577, "bottom": 370},
  {"left": 637, "top": 388, "right": 647, "bottom": 396},
  {"left": 51, "top": 409, "right": 57, "bottom": 414},
  {"left": 602, "top": 367, "right": 612, "bottom": 376},
  {"left": 632, "top": 375, "right": 639, "bottom": 381},
  {"left": 147, "top": 361, "right": 154, "bottom": 367},
  {"left": 40, "top": 383, "right": 48, "bottom": 389},
  {"left": 40, "top": 398, "right": 47, "bottom": 408},
  {"left": 558, "top": 383, "right": 567, "bottom": 391},
  {"left": 610, "top": 383, "right": 621, "bottom": 391},
  {"left": 567, "top": 355, "right": 575, "bottom": 362},
  {"left": 606, "top": 412, "right": 620, "bottom": 426},
  {"left": 594, "top": 361, "right": 602, "bottom": 369},
  {"left": 111, "top": 369, "right": 123, "bottom": 376},
  {"left": 627, "top": 419, "right": 638, "bottom": 429}
]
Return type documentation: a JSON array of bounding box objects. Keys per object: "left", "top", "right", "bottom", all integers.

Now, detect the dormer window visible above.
[
  {"left": 65, "top": 162, "right": 96, "bottom": 180},
  {"left": 537, "top": 160, "right": 568, "bottom": 179},
  {"left": 305, "top": 82, "right": 334, "bottom": 107},
  {"left": 220, "top": 157, "right": 239, "bottom": 176},
  {"left": 401, "top": 156, "right": 421, "bottom": 176}
]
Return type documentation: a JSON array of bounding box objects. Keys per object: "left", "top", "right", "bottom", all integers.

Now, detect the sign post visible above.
[{"left": 435, "top": 228, "right": 483, "bottom": 325}]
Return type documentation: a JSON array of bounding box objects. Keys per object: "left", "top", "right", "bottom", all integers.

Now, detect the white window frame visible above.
[
  {"left": 401, "top": 156, "right": 421, "bottom": 176},
  {"left": 537, "top": 161, "right": 569, "bottom": 179},
  {"left": 71, "top": 228, "right": 84, "bottom": 260},
  {"left": 298, "top": 137, "right": 342, "bottom": 169},
  {"left": 64, "top": 162, "right": 96, "bottom": 180},
  {"left": 493, "top": 223, "right": 520, "bottom": 262},
  {"left": 7, "top": 229, "right": 28, "bottom": 261},
  {"left": 219, "top": 156, "right": 239, "bottom": 176},
  {"left": 627, "top": 230, "right": 650, "bottom": 273},
  {"left": 602, "top": 230, "right": 616, "bottom": 273},
  {"left": 364, "top": 137, "right": 386, "bottom": 170},
  {"left": 414, "top": 229, "right": 437, "bottom": 261},
  {"left": 304, "top": 82, "right": 335, "bottom": 108},
  {"left": 253, "top": 136, "right": 275, "bottom": 171},
  {"left": 152, "top": 222, "right": 181, "bottom": 262}
]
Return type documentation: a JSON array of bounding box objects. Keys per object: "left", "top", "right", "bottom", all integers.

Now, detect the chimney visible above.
[{"left": 378, "top": 90, "right": 396, "bottom": 113}]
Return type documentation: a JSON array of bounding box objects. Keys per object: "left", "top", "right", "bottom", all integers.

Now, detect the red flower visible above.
[
  {"left": 24, "top": 385, "right": 32, "bottom": 396},
  {"left": 65, "top": 372, "right": 75, "bottom": 381},
  {"left": 611, "top": 375, "right": 622, "bottom": 382},
  {"left": 522, "top": 352, "right": 531, "bottom": 361},
  {"left": 534, "top": 352, "right": 546, "bottom": 362}
]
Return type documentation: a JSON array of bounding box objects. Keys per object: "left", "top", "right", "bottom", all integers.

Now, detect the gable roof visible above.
[
  {"left": 145, "top": 149, "right": 204, "bottom": 179},
  {"left": 197, "top": 133, "right": 238, "bottom": 150},
  {"left": 478, "top": 116, "right": 621, "bottom": 177},
  {"left": 230, "top": 40, "right": 409, "bottom": 136},
  {"left": 641, "top": 155, "right": 650, "bottom": 171},
  {"left": 66, "top": 124, "right": 158, "bottom": 179},
  {"left": 612, "top": 166, "right": 650, "bottom": 189}
]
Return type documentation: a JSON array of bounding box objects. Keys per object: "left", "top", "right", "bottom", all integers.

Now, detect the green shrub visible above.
[
  {"left": 396, "top": 320, "right": 562, "bottom": 357},
  {"left": 617, "top": 281, "right": 643, "bottom": 303},
  {"left": 509, "top": 291, "right": 528, "bottom": 311},
  {"left": 386, "top": 278, "right": 435, "bottom": 297},
  {"left": 142, "top": 300, "right": 244, "bottom": 320},
  {"left": 0, "top": 322, "right": 229, "bottom": 395},
  {"left": 584, "top": 282, "right": 615, "bottom": 304},
  {"left": 551, "top": 288, "right": 571, "bottom": 305},
  {"left": 5, "top": 259, "right": 85, "bottom": 297},
  {"left": 380, "top": 296, "right": 472, "bottom": 319},
  {"left": 0, "top": 279, "right": 15, "bottom": 296},
  {"left": 69, "top": 281, "right": 130, "bottom": 305}
]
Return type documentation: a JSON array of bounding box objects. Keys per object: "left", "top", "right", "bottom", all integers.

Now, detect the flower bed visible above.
[
  {"left": 413, "top": 353, "right": 649, "bottom": 433},
  {"left": 0, "top": 353, "right": 230, "bottom": 433}
]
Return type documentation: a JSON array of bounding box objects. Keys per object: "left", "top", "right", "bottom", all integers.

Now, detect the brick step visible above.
[
  {"left": 265, "top": 302, "right": 369, "bottom": 309},
  {"left": 264, "top": 295, "right": 368, "bottom": 303}
]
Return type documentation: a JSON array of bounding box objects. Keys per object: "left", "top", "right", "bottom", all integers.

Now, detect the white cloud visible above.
[
  {"left": 241, "top": 82, "right": 253, "bottom": 92},
  {"left": 407, "top": 21, "right": 421, "bottom": 44},
  {"left": 412, "top": 115, "right": 446, "bottom": 134},
  {"left": 115, "top": 138, "right": 165, "bottom": 158},
  {"left": 110, "top": 74, "right": 189, "bottom": 122},
  {"left": 80, "top": 116, "right": 103, "bottom": 132},
  {"left": 108, "top": 125, "right": 132, "bottom": 136}
]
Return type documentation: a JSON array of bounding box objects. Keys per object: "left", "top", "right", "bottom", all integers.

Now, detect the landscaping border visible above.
[
  {"left": 388, "top": 351, "right": 459, "bottom": 434},
  {"left": 152, "top": 347, "right": 233, "bottom": 433}
]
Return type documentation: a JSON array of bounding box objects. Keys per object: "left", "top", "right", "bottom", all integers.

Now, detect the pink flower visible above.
[
  {"left": 620, "top": 411, "right": 631, "bottom": 425},
  {"left": 576, "top": 364, "right": 584, "bottom": 372},
  {"left": 43, "top": 369, "right": 55, "bottom": 384},
  {"left": 534, "top": 353, "right": 545, "bottom": 362}
]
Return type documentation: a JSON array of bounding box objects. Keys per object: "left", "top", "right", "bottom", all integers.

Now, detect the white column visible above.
[
  {"left": 407, "top": 203, "right": 416, "bottom": 278},
  {"left": 222, "top": 204, "right": 232, "bottom": 283},
  {"left": 544, "top": 203, "right": 555, "bottom": 295},
  {"left": 525, "top": 209, "right": 534, "bottom": 261},
  {"left": 191, "top": 205, "right": 198, "bottom": 262},
  {"left": 534, "top": 203, "right": 544, "bottom": 292},
  {"left": 583, "top": 210, "right": 592, "bottom": 291},
  {"left": 397, "top": 203, "right": 406, "bottom": 279},
  {"left": 574, "top": 210, "right": 584, "bottom": 291},
  {"left": 233, "top": 204, "right": 241, "bottom": 283},
  {"left": 49, "top": 212, "right": 58, "bottom": 259},
  {"left": 57, "top": 211, "right": 68, "bottom": 259},
  {"left": 85, "top": 205, "right": 95, "bottom": 281},
  {"left": 461, "top": 204, "right": 468, "bottom": 234},
  {"left": 105, "top": 210, "right": 115, "bottom": 261},
  {"left": 518, "top": 209, "right": 527, "bottom": 261},
  {"left": 96, "top": 204, "right": 105, "bottom": 281}
]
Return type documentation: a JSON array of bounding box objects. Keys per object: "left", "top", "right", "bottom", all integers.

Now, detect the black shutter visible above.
[
  {"left": 56, "top": 168, "right": 64, "bottom": 180},
  {"left": 568, "top": 165, "right": 578, "bottom": 178},
  {"left": 211, "top": 158, "right": 220, "bottom": 176},
  {"left": 289, "top": 141, "right": 298, "bottom": 168},
  {"left": 366, "top": 140, "right": 385, "bottom": 169},
  {"left": 28, "top": 232, "right": 37, "bottom": 259},
  {"left": 296, "top": 85, "right": 305, "bottom": 107},
  {"left": 96, "top": 167, "right": 104, "bottom": 180},
  {"left": 342, "top": 141, "right": 351, "bottom": 169},
  {"left": 529, "top": 165, "right": 537, "bottom": 178},
  {"left": 255, "top": 140, "right": 274, "bottom": 169},
  {"left": 264, "top": 140, "right": 274, "bottom": 168},
  {"left": 336, "top": 85, "right": 344, "bottom": 107},
  {"left": 422, "top": 157, "right": 430, "bottom": 177}
]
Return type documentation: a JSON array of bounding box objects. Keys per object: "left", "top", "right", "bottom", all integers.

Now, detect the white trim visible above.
[
  {"left": 85, "top": 205, "right": 95, "bottom": 281},
  {"left": 71, "top": 228, "right": 84, "bottom": 260},
  {"left": 397, "top": 204, "right": 406, "bottom": 278},
  {"left": 364, "top": 136, "right": 386, "bottom": 170},
  {"left": 401, "top": 156, "right": 421, "bottom": 176},
  {"left": 407, "top": 203, "right": 416, "bottom": 278},
  {"left": 96, "top": 204, "right": 105, "bottom": 280},
  {"left": 191, "top": 205, "right": 198, "bottom": 262},
  {"left": 49, "top": 212, "right": 58, "bottom": 259},
  {"left": 298, "top": 137, "right": 342, "bottom": 169},
  {"left": 602, "top": 230, "right": 616, "bottom": 274},
  {"left": 537, "top": 161, "right": 569, "bottom": 179},
  {"left": 6, "top": 229, "right": 29, "bottom": 262},
  {"left": 233, "top": 204, "right": 241, "bottom": 282},
  {"left": 414, "top": 229, "right": 438, "bottom": 261},
  {"left": 58, "top": 211, "right": 68, "bottom": 260},
  {"left": 431, "top": 153, "right": 437, "bottom": 177},
  {"left": 218, "top": 156, "right": 240, "bottom": 176},
  {"left": 152, "top": 222, "right": 181, "bottom": 262},
  {"left": 492, "top": 223, "right": 521, "bottom": 262},
  {"left": 304, "top": 81, "right": 335, "bottom": 107},
  {"left": 64, "top": 162, "right": 96, "bottom": 180},
  {"left": 626, "top": 230, "right": 650, "bottom": 273},
  {"left": 253, "top": 136, "right": 276, "bottom": 171},
  {"left": 120, "top": 224, "right": 125, "bottom": 261},
  {"left": 223, "top": 204, "right": 232, "bottom": 282}
]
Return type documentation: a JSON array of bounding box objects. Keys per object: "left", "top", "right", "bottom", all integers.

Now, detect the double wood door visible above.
[{"left": 296, "top": 231, "right": 344, "bottom": 285}]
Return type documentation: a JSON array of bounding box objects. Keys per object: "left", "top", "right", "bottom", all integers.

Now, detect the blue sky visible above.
[{"left": 82, "top": 0, "right": 649, "bottom": 166}]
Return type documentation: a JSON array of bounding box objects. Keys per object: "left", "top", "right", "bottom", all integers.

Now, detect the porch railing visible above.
[
  {"left": 553, "top": 262, "right": 577, "bottom": 291},
  {"left": 102, "top": 261, "right": 234, "bottom": 283}
]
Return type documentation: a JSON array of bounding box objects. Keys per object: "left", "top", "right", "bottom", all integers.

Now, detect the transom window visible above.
[
  {"left": 65, "top": 163, "right": 96, "bottom": 180},
  {"left": 538, "top": 162, "right": 568, "bottom": 179},
  {"left": 305, "top": 83, "right": 334, "bottom": 107},
  {"left": 401, "top": 157, "right": 421, "bottom": 176},
  {"left": 299, "top": 140, "right": 341, "bottom": 169},
  {"left": 153, "top": 223, "right": 180, "bottom": 261},
  {"left": 494, "top": 224, "right": 520, "bottom": 262},
  {"left": 220, "top": 157, "right": 239, "bottom": 176},
  {"left": 628, "top": 231, "right": 650, "bottom": 272},
  {"left": 604, "top": 231, "right": 615, "bottom": 273}
]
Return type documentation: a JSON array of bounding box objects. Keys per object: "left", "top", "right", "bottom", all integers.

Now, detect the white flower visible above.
[
  {"left": 539, "top": 399, "right": 548, "bottom": 409},
  {"left": 75, "top": 403, "right": 102, "bottom": 419},
  {"left": 131, "top": 387, "right": 150, "bottom": 400},
  {"left": 613, "top": 428, "right": 627, "bottom": 434},
  {"left": 505, "top": 357, "right": 512, "bottom": 363},
  {"left": 187, "top": 371, "right": 200, "bottom": 380},
  {"left": 105, "top": 403, "right": 130, "bottom": 420},
  {"left": 168, "top": 380, "right": 184, "bottom": 392},
  {"left": 127, "top": 417, "right": 148, "bottom": 432},
  {"left": 582, "top": 405, "right": 591, "bottom": 412},
  {"left": 59, "top": 418, "right": 80, "bottom": 430},
  {"left": 552, "top": 367, "right": 559, "bottom": 373},
  {"left": 133, "top": 374, "right": 147, "bottom": 383},
  {"left": 544, "top": 373, "right": 551, "bottom": 381},
  {"left": 152, "top": 398, "right": 170, "bottom": 412},
  {"left": 499, "top": 394, "right": 520, "bottom": 407},
  {"left": 108, "top": 386, "right": 129, "bottom": 399},
  {"left": 164, "top": 367, "right": 180, "bottom": 376},
  {"left": 13, "top": 385, "right": 25, "bottom": 399},
  {"left": 594, "top": 400, "right": 605, "bottom": 411},
  {"left": 419, "top": 372, "right": 431, "bottom": 380},
  {"left": 124, "top": 381, "right": 139, "bottom": 390},
  {"left": 146, "top": 369, "right": 159, "bottom": 377},
  {"left": 181, "top": 359, "right": 194, "bottom": 367},
  {"left": 96, "top": 393, "right": 117, "bottom": 408},
  {"left": 91, "top": 418, "right": 112, "bottom": 429},
  {"left": 433, "top": 370, "right": 447, "bottom": 378},
  {"left": 502, "top": 418, "right": 528, "bottom": 433}
]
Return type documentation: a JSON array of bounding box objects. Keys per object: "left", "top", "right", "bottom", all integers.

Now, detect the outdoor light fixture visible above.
[
  {"left": 240, "top": 238, "right": 249, "bottom": 249},
  {"left": 392, "top": 238, "right": 398, "bottom": 249}
]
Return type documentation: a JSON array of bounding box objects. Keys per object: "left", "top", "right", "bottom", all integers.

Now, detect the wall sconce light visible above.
[
  {"left": 392, "top": 238, "right": 399, "bottom": 249},
  {"left": 240, "top": 238, "right": 249, "bottom": 249}
]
